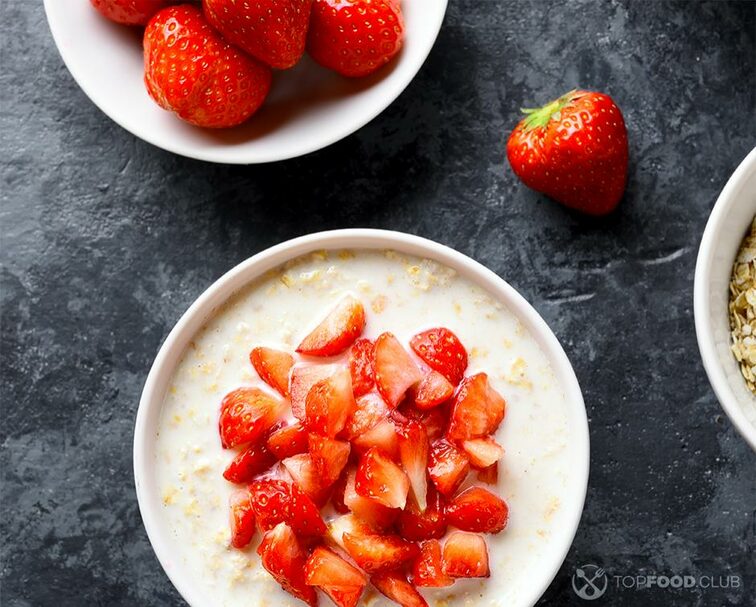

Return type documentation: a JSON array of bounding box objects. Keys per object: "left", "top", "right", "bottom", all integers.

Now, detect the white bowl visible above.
[
  {"left": 134, "top": 229, "right": 590, "bottom": 607},
  {"left": 44, "top": 1, "right": 447, "bottom": 164},
  {"left": 695, "top": 147, "right": 756, "bottom": 451}
]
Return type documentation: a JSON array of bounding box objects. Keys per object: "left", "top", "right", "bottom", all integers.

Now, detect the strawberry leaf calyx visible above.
[{"left": 519, "top": 89, "right": 580, "bottom": 132}]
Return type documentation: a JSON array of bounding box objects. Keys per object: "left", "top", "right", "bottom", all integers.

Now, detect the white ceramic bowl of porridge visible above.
[
  {"left": 134, "top": 229, "right": 590, "bottom": 607},
  {"left": 695, "top": 147, "right": 756, "bottom": 451}
]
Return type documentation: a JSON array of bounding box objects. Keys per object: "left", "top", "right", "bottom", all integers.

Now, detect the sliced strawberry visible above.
[
  {"left": 326, "top": 513, "right": 376, "bottom": 550},
  {"left": 249, "top": 478, "right": 292, "bottom": 531},
  {"left": 409, "top": 328, "right": 468, "bottom": 385},
  {"left": 374, "top": 333, "right": 423, "bottom": 408},
  {"left": 397, "top": 485, "right": 447, "bottom": 542},
  {"left": 412, "top": 370, "right": 454, "bottom": 410},
  {"left": 394, "top": 418, "right": 429, "bottom": 511},
  {"left": 442, "top": 532, "right": 490, "bottom": 578},
  {"left": 229, "top": 488, "right": 256, "bottom": 549},
  {"left": 446, "top": 486, "right": 509, "bottom": 534},
  {"left": 305, "top": 366, "right": 355, "bottom": 437},
  {"left": 447, "top": 373, "right": 506, "bottom": 441},
  {"left": 290, "top": 363, "right": 340, "bottom": 420},
  {"left": 343, "top": 532, "right": 420, "bottom": 574},
  {"left": 219, "top": 387, "right": 285, "bottom": 449},
  {"left": 400, "top": 403, "right": 449, "bottom": 441},
  {"left": 351, "top": 418, "right": 399, "bottom": 459},
  {"left": 297, "top": 296, "right": 366, "bottom": 356},
  {"left": 355, "top": 448, "right": 409, "bottom": 510},
  {"left": 305, "top": 546, "right": 367, "bottom": 607},
  {"left": 223, "top": 441, "right": 276, "bottom": 484},
  {"left": 461, "top": 436, "right": 504, "bottom": 469},
  {"left": 349, "top": 338, "right": 375, "bottom": 397},
  {"left": 250, "top": 347, "right": 294, "bottom": 397},
  {"left": 344, "top": 392, "right": 389, "bottom": 439},
  {"left": 266, "top": 422, "right": 309, "bottom": 460},
  {"left": 477, "top": 462, "right": 499, "bottom": 485},
  {"left": 257, "top": 522, "right": 318, "bottom": 607},
  {"left": 412, "top": 540, "right": 453, "bottom": 587},
  {"left": 290, "top": 484, "right": 326, "bottom": 538},
  {"left": 309, "top": 434, "right": 350, "bottom": 487},
  {"left": 343, "top": 468, "right": 399, "bottom": 529},
  {"left": 371, "top": 570, "right": 429, "bottom": 607},
  {"left": 282, "top": 453, "right": 328, "bottom": 505},
  {"left": 427, "top": 438, "right": 469, "bottom": 496}
]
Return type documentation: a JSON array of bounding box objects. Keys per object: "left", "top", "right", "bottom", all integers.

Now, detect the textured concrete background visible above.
[{"left": 1, "top": 0, "right": 755, "bottom": 605}]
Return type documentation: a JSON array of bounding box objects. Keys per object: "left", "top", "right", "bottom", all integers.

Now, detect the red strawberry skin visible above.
[
  {"left": 410, "top": 328, "right": 468, "bottom": 385},
  {"left": 143, "top": 5, "right": 272, "bottom": 128},
  {"left": 90, "top": 0, "right": 175, "bottom": 25},
  {"left": 307, "top": 0, "right": 405, "bottom": 78},
  {"left": 218, "top": 387, "right": 284, "bottom": 449},
  {"left": 507, "top": 89, "right": 629, "bottom": 215},
  {"left": 257, "top": 523, "right": 319, "bottom": 607},
  {"left": 203, "top": 0, "right": 312, "bottom": 70}
]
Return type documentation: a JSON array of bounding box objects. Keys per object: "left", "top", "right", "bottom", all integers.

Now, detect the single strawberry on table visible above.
[
  {"left": 90, "top": 0, "right": 176, "bottom": 25},
  {"left": 203, "top": 0, "right": 312, "bottom": 69},
  {"left": 507, "top": 89, "right": 629, "bottom": 215},
  {"left": 143, "top": 5, "right": 272, "bottom": 128},
  {"left": 307, "top": 0, "right": 405, "bottom": 78}
]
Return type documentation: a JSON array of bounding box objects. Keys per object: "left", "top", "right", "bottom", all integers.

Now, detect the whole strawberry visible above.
[
  {"left": 143, "top": 5, "right": 272, "bottom": 128},
  {"left": 203, "top": 0, "right": 312, "bottom": 70},
  {"left": 507, "top": 90, "right": 629, "bottom": 215},
  {"left": 90, "top": 0, "right": 176, "bottom": 26},
  {"left": 307, "top": 0, "right": 404, "bottom": 78}
]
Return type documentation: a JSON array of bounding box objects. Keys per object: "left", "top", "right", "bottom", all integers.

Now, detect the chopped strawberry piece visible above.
[
  {"left": 249, "top": 478, "right": 292, "bottom": 531},
  {"left": 412, "top": 370, "right": 454, "bottom": 410},
  {"left": 371, "top": 570, "right": 429, "bottom": 607},
  {"left": 427, "top": 438, "right": 469, "bottom": 496},
  {"left": 282, "top": 453, "right": 328, "bottom": 505},
  {"left": 331, "top": 468, "right": 350, "bottom": 514},
  {"left": 355, "top": 448, "right": 410, "bottom": 510},
  {"left": 447, "top": 373, "right": 506, "bottom": 441},
  {"left": 349, "top": 338, "right": 375, "bottom": 397},
  {"left": 344, "top": 392, "right": 389, "bottom": 439},
  {"left": 327, "top": 513, "right": 376, "bottom": 550},
  {"left": 223, "top": 441, "right": 276, "bottom": 484},
  {"left": 477, "top": 462, "right": 499, "bottom": 485},
  {"left": 290, "top": 363, "right": 340, "bottom": 420},
  {"left": 343, "top": 532, "right": 420, "bottom": 574},
  {"left": 442, "top": 532, "right": 490, "bottom": 578},
  {"left": 446, "top": 486, "right": 509, "bottom": 534},
  {"left": 250, "top": 347, "right": 294, "bottom": 397},
  {"left": 257, "top": 522, "right": 318, "bottom": 606},
  {"left": 374, "top": 333, "right": 423, "bottom": 408},
  {"left": 394, "top": 418, "right": 429, "bottom": 511},
  {"left": 305, "top": 366, "right": 356, "bottom": 437},
  {"left": 410, "top": 328, "right": 468, "bottom": 385},
  {"left": 400, "top": 403, "right": 448, "bottom": 441},
  {"left": 397, "top": 485, "right": 447, "bottom": 542},
  {"left": 461, "top": 436, "right": 504, "bottom": 469},
  {"left": 266, "top": 422, "right": 309, "bottom": 460},
  {"left": 351, "top": 418, "right": 399, "bottom": 459},
  {"left": 290, "top": 482, "right": 327, "bottom": 537},
  {"left": 305, "top": 547, "right": 367, "bottom": 607},
  {"left": 412, "top": 540, "right": 453, "bottom": 587},
  {"left": 228, "top": 488, "right": 256, "bottom": 549},
  {"left": 219, "top": 387, "right": 284, "bottom": 449},
  {"left": 343, "top": 468, "right": 399, "bottom": 529},
  {"left": 297, "top": 296, "right": 366, "bottom": 356},
  {"left": 309, "top": 434, "right": 350, "bottom": 487}
]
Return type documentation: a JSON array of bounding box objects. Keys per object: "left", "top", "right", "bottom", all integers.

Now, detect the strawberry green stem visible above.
[{"left": 520, "top": 89, "right": 579, "bottom": 131}]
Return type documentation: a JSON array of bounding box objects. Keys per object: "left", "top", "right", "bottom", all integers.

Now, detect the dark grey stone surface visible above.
[{"left": 2, "top": 0, "right": 755, "bottom": 605}]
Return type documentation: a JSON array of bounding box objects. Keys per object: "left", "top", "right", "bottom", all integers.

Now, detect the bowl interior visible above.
[
  {"left": 134, "top": 230, "right": 589, "bottom": 607},
  {"left": 44, "top": 0, "right": 447, "bottom": 163},
  {"left": 696, "top": 148, "right": 756, "bottom": 450}
]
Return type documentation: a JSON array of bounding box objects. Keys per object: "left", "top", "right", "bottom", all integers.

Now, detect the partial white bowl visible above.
[
  {"left": 695, "top": 147, "right": 756, "bottom": 451},
  {"left": 134, "top": 229, "right": 589, "bottom": 607},
  {"left": 44, "top": 1, "right": 447, "bottom": 164}
]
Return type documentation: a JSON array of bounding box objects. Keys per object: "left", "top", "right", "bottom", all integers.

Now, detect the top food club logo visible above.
[{"left": 572, "top": 564, "right": 608, "bottom": 600}]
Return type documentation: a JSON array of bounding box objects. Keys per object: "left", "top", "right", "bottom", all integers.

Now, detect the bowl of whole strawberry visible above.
[
  {"left": 44, "top": 0, "right": 447, "bottom": 163},
  {"left": 134, "top": 229, "right": 589, "bottom": 607}
]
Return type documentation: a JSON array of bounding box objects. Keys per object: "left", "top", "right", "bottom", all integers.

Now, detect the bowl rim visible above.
[
  {"left": 133, "top": 228, "right": 590, "bottom": 607},
  {"left": 694, "top": 147, "right": 756, "bottom": 451},
  {"left": 43, "top": 0, "right": 449, "bottom": 164}
]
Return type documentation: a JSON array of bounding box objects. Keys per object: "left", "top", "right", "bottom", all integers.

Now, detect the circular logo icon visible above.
[{"left": 572, "top": 564, "right": 608, "bottom": 600}]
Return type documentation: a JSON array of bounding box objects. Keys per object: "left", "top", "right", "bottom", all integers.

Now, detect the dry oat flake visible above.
[{"left": 729, "top": 216, "right": 756, "bottom": 396}]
